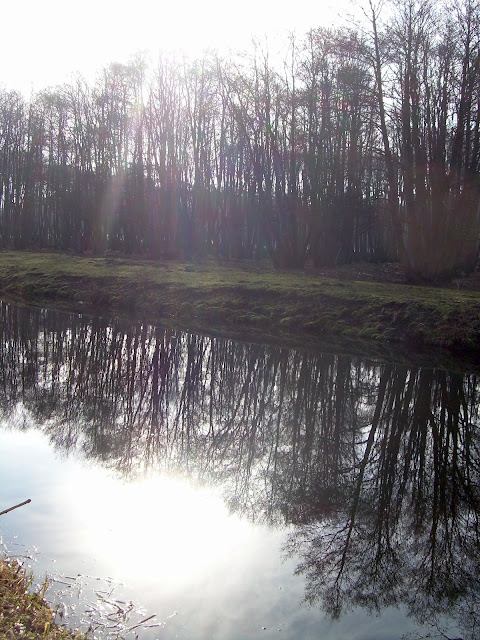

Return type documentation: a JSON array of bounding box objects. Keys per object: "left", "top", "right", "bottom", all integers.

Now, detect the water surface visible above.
[{"left": 0, "top": 301, "right": 478, "bottom": 639}]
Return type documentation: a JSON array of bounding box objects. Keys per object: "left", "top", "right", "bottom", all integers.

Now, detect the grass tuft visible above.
[{"left": 0, "top": 558, "right": 87, "bottom": 640}]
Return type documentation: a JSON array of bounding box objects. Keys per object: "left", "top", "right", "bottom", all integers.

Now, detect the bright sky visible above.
[{"left": 2, "top": 0, "right": 354, "bottom": 95}]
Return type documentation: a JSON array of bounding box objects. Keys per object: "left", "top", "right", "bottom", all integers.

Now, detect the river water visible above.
[{"left": 0, "top": 301, "right": 478, "bottom": 639}]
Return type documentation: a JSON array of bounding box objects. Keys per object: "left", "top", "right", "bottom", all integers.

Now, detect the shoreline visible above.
[
  {"left": 0, "top": 557, "right": 86, "bottom": 639},
  {"left": 0, "top": 250, "right": 479, "bottom": 371}
]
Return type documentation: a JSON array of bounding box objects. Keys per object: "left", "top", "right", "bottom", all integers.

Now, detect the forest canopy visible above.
[{"left": 0, "top": 0, "right": 479, "bottom": 281}]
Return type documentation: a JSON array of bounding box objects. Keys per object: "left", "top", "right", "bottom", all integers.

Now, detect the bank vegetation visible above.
[
  {"left": 0, "top": 558, "right": 86, "bottom": 640},
  {"left": 0, "top": 251, "right": 479, "bottom": 369}
]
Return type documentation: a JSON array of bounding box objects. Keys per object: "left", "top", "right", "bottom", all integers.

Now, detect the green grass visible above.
[
  {"left": 0, "top": 558, "right": 87, "bottom": 639},
  {"left": 0, "top": 250, "right": 479, "bottom": 367}
]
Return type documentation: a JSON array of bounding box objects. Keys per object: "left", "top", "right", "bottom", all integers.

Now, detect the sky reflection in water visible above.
[
  {"left": 0, "top": 427, "right": 334, "bottom": 639},
  {"left": 0, "top": 301, "right": 477, "bottom": 639}
]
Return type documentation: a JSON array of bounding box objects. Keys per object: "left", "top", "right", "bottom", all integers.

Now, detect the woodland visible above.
[{"left": 0, "top": 0, "right": 479, "bottom": 281}]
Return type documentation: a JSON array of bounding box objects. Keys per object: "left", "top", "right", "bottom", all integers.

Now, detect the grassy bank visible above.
[
  {"left": 0, "top": 250, "right": 479, "bottom": 368},
  {"left": 0, "top": 558, "right": 86, "bottom": 639}
]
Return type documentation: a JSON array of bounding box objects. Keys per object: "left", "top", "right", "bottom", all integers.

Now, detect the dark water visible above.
[{"left": 0, "top": 301, "right": 478, "bottom": 639}]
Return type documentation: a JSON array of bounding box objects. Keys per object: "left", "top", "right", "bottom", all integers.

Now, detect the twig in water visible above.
[
  {"left": 0, "top": 499, "right": 31, "bottom": 516},
  {"left": 125, "top": 614, "right": 157, "bottom": 632}
]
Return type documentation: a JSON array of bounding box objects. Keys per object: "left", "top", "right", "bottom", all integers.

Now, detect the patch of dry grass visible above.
[{"left": 0, "top": 558, "right": 86, "bottom": 640}]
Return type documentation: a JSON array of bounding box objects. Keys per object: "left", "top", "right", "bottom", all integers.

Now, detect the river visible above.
[{"left": 0, "top": 300, "right": 478, "bottom": 639}]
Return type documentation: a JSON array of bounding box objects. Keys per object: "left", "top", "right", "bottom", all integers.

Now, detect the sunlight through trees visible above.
[{"left": 0, "top": 0, "right": 479, "bottom": 281}]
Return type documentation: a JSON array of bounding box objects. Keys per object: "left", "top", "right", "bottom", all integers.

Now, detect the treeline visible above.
[{"left": 0, "top": 0, "right": 479, "bottom": 280}]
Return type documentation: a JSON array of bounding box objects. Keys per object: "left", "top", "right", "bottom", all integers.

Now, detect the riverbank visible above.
[
  {"left": 0, "top": 250, "right": 479, "bottom": 369},
  {"left": 0, "top": 558, "right": 86, "bottom": 639}
]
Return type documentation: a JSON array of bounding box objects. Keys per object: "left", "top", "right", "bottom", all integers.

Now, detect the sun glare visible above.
[
  {"left": 2, "top": 0, "right": 344, "bottom": 94},
  {"left": 71, "top": 470, "right": 248, "bottom": 585}
]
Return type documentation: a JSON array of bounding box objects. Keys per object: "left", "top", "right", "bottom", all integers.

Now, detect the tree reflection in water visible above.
[{"left": 0, "top": 301, "right": 479, "bottom": 638}]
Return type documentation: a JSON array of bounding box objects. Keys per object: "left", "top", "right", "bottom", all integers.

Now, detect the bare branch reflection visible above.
[{"left": 0, "top": 301, "right": 479, "bottom": 638}]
